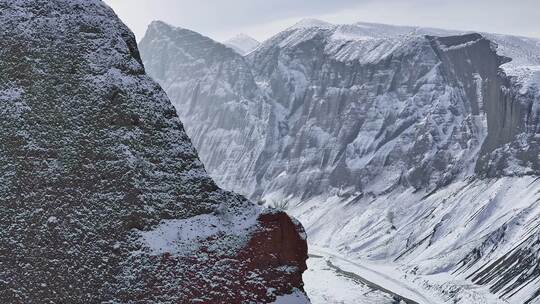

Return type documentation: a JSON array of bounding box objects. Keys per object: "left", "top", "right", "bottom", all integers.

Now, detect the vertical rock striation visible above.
[
  {"left": 140, "top": 19, "right": 540, "bottom": 303},
  {"left": 140, "top": 21, "right": 539, "bottom": 200}
]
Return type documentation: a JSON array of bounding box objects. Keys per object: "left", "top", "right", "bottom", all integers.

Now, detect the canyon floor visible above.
[{"left": 304, "top": 245, "right": 504, "bottom": 304}]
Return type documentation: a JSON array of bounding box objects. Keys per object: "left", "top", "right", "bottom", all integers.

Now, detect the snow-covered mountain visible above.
[
  {"left": 0, "top": 2, "right": 309, "bottom": 303},
  {"left": 140, "top": 19, "right": 540, "bottom": 303},
  {"left": 224, "top": 33, "right": 261, "bottom": 55}
]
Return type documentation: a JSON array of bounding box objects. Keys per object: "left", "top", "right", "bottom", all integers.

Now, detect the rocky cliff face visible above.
[
  {"left": 140, "top": 21, "right": 273, "bottom": 198},
  {"left": 140, "top": 19, "right": 540, "bottom": 303},
  {"left": 140, "top": 21, "right": 539, "bottom": 200},
  {"left": 0, "top": 1, "right": 308, "bottom": 303}
]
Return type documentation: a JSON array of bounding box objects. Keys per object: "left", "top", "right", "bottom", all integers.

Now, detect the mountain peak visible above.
[
  {"left": 229, "top": 33, "right": 258, "bottom": 41},
  {"left": 224, "top": 33, "right": 260, "bottom": 55},
  {"left": 148, "top": 20, "right": 176, "bottom": 31},
  {"left": 290, "top": 18, "right": 334, "bottom": 30}
]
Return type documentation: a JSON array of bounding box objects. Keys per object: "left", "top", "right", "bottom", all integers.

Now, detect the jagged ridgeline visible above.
[
  {"left": 0, "top": 1, "right": 308, "bottom": 303},
  {"left": 140, "top": 21, "right": 539, "bottom": 200},
  {"left": 140, "top": 19, "right": 540, "bottom": 303}
]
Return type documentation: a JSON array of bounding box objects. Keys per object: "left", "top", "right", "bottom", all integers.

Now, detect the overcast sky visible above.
[{"left": 103, "top": 0, "right": 540, "bottom": 42}]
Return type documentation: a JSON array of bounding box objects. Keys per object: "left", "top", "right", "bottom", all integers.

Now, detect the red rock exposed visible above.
[{"left": 127, "top": 211, "right": 309, "bottom": 303}]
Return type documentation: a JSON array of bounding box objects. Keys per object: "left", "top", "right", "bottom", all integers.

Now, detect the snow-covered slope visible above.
[
  {"left": 0, "top": 2, "right": 308, "bottom": 303},
  {"left": 224, "top": 33, "right": 261, "bottom": 55},
  {"left": 140, "top": 19, "right": 540, "bottom": 303},
  {"left": 295, "top": 177, "right": 540, "bottom": 303}
]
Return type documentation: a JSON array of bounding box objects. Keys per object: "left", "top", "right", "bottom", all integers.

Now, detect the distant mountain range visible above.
[{"left": 139, "top": 19, "right": 540, "bottom": 303}]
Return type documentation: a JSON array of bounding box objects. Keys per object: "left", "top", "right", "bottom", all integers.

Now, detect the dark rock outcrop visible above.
[
  {"left": 0, "top": 1, "right": 308, "bottom": 303},
  {"left": 126, "top": 210, "right": 308, "bottom": 303}
]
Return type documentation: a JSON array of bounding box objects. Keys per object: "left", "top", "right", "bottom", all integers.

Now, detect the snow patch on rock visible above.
[
  {"left": 139, "top": 205, "right": 260, "bottom": 255},
  {"left": 271, "top": 288, "right": 311, "bottom": 304}
]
